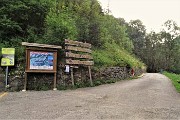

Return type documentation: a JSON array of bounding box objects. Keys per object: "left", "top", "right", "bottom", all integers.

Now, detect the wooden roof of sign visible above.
[{"left": 22, "top": 42, "right": 62, "bottom": 49}]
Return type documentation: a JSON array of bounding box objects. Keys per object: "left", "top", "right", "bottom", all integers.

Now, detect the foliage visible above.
[
  {"left": 126, "top": 19, "right": 146, "bottom": 57},
  {"left": 93, "top": 42, "right": 145, "bottom": 68},
  {"left": 141, "top": 20, "right": 180, "bottom": 73},
  {"left": 163, "top": 71, "right": 180, "bottom": 92},
  {"left": 0, "top": 0, "right": 145, "bottom": 70},
  {"left": 44, "top": 7, "right": 78, "bottom": 45}
]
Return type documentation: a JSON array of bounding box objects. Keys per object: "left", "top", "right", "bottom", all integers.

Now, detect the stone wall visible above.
[
  {"left": 0, "top": 65, "right": 145, "bottom": 92},
  {"left": 94, "top": 67, "right": 131, "bottom": 80},
  {"left": 0, "top": 67, "right": 5, "bottom": 91}
]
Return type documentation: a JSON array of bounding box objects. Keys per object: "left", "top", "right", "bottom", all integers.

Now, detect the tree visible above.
[{"left": 127, "top": 20, "right": 146, "bottom": 58}]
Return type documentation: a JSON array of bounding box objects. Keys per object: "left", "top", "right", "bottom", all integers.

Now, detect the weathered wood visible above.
[
  {"left": 70, "top": 67, "right": 74, "bottom": 86},
  {"left": 65, "top": 46, "right": 91, "bottom": 53},
  {"left": 66, "top": 59, "right": 94, "bottom": 66},
  {"left": 88, "top": 66, "right": 93, "bottom": 86},
  {"left": 24, "top": 72, "right": 27, "bottom": 91},
  {"left": 66, "top": 52, "right": 93, "bottom": 59},
  {"left": 25, "top": 70, "right": 56, "bottom": 73},
  {"left": 22, "top": 42, "right": 62, "bottom": 49},
  {"left": 70, "top": 66, "right": 79, "bottom": 68},
  {"left": 53, "top": 72, "right": 57, "bottom": 90},
  {"left": 65, "top": 39, "right": 91, "bottom": 48}
]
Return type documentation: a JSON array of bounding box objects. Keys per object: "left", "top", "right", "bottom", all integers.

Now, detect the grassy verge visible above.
[{"left": 163, "top": 71, "right": 180, "bottom": 93}]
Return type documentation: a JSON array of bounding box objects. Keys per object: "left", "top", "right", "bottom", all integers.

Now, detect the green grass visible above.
[
  {"left": 92, "top": 43, "right": 145, "bottom": 69},
  {"left": 163, "top": 71, "right": 180, "bottom": 93}
]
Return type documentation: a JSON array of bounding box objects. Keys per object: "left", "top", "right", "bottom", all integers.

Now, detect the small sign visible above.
[
  {"left": 1, "top": 48, "right": 15, "bottom": 66},
  {"left": 65, "top": 65, "right": 70, "bottom": 73}
]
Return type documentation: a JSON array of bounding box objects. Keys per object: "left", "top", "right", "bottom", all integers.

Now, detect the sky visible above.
[{"left": 98, "top": 0, "right": 180, "bottom": 33}]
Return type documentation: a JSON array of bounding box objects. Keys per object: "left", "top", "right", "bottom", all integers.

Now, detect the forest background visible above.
[{"left": 0, "top": 0, "right": 179, "bottom": 74}]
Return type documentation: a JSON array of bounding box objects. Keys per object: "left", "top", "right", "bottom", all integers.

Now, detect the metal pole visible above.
[{"left": 5, "top": 66, "right": 8, "bottom": 87}]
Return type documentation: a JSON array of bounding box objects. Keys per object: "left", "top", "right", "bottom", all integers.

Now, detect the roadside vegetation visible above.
[{"left": 163, "top": 71, "right": 180, "bottom": 92}]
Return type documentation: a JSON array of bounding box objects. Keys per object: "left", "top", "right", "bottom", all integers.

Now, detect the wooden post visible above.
[
  {"left": 53, "top": 72, "right": 57, "bottom": 90},
  {"left": 22, "top": 72, "right": 27, "bottom": 91},
  {"left": 71, "top": 67, "right": 74, "bottom": 86},
  {"left": 88, "top": 66, "right": 93, "bottom": 86}
]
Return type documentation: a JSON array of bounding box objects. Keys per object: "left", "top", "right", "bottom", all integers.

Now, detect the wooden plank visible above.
[
  {"left": 66, "top": 59, "right": 94, "bottom": 66},
  {"left": 66, "top": 52, "right": 93, "bottom": 59},
  {"left": 24, "top": 72, "right": 27, "bottom": 91},
  {"left": 65, "top": 39, "right": 91, "bottom": 48},
  {"left": 65, "top": 46, "right": 91, "bottom": 53},
  {"left": 71, "top": 67, "right": 74, "bottom": 86},
  {"left": 88, "top": 66, "right": 93, "bottom": 86},
  {"left": 25, "top": 70, "right": 57, "bottom": 73},
  {"left": 22, "top": 42, "right": 62, "bottom": 49},
  {"left": 53, "top": 72, "right": 57, "bottom": 90}
]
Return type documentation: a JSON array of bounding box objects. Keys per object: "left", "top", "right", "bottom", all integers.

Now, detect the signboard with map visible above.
[
  {"left": 30, "top": 51, "right": 54, "bottom": 70},
  {"left": 26, "top": 50, "right": 57, "bottom": 72}
]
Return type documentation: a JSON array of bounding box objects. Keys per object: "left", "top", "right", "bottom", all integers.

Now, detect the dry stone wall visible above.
[{"left": 0, "top": 65, "right": 145, "bottom": 91}]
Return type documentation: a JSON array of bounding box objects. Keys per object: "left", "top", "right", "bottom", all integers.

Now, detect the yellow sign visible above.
[{"left": 1, "top": 48, "right": 15, "bottom": 66}]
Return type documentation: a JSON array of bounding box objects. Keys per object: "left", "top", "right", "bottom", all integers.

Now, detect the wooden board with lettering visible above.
[
  {"left": 65, "top": 39, "right": 91, "bottom": 48},
  {"left": 65, "top": 46, "right": 92, "bottom": 53},
  {"left": 66, "top": 52, "right": 93, "bottom": 59},
  {"left": 66, "top": 59, "right": 94, "bottom": 66}
]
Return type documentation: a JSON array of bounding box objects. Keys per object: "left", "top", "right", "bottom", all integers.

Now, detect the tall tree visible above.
[{"left": 127, "top": 20, "right": 146, "bottom": 58}]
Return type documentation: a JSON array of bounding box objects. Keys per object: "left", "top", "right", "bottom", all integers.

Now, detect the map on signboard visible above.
[
  {"left": 30, "top": 51, "right": 54, "bottom": 70},
  {"left": 1, "top": 48, "right": 15, "bottom": 66}
]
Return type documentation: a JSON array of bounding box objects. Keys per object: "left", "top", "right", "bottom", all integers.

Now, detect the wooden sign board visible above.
[
  {"left": 65, "top": 40, "right": 93, "bottom": 86},
  {"left": 66, "top": 59, "right": 94, "bottom": 66},
  {"left": 65, "top": 39, "right": 91, "bottom": 48},
  {"left": 66, "top": 52, "right": 93, "bottom": 59},
  {"left": 22, "top": 42, "right": 62, "bottom": 91},
  {"left": 65, "top": 46, "right": 92, "bottom": 53}
]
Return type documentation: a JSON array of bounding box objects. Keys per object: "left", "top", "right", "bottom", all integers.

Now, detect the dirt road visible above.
[{"left": 0, "top": 73, "right": 180, "bottom": 120}]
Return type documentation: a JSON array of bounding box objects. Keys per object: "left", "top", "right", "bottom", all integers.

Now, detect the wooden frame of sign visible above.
[
  {"left": 65, "top": 39, "right": 94, "bottom": 86},
  {"left": 22, "top": 42, "right": 62, "bottom": 91}
]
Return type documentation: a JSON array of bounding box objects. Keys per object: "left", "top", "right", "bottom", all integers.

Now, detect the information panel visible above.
[
  {"left": 30, "top": 51, "right": 54, "bottom": 70},
  {"left": 1, "top": 48, "right": 15, "bottom": 66},
  {"left": 26, "top": 50, "right": 57, "bottom": 72}
]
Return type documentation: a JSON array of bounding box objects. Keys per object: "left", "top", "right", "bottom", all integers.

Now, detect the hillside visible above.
[{"left": 0, "top": 0, "right": 145, "bottom": 69}]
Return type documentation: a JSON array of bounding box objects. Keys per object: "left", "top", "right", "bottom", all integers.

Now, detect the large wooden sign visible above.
[
  {"left": 22, "top": 42, "right": 62, "bottom": 91},
  {"left": 65, "top": 39, "right": 94, "bottom": 66},
  {"left": 65, "top": 39, "right": 94, "bottom": 86}
]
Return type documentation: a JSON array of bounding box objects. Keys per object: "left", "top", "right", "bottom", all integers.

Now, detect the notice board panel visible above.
[{"left": 26, "top": 49, "right": 57, "bottom": 73}]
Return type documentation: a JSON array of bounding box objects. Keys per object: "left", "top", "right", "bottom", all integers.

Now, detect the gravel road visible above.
[{"left": 0, "top": 73, "right": 180, "bottom": 120}]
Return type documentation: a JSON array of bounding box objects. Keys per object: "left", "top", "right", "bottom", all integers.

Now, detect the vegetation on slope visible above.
[{"left": 0, "top": 0, "right": 144, "bottom": 69}]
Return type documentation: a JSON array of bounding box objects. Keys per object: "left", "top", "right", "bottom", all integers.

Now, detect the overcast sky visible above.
[{"left": 98, "top": 0, "right": 180, "bottom": 33}]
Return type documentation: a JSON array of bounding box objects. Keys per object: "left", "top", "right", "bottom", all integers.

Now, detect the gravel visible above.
[{"left": 0, "top": 73, "right": 180, "bottom": 120}]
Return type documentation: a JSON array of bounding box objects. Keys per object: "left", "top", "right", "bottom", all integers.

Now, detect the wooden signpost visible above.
[
  {"left": 22, "top": 42, "right": 62, "bottom": 91},
  {"left": 65, "top": 39, "right": 94, "bottom": 86}
]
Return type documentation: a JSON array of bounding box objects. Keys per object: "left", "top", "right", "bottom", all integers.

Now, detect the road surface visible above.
[{"left": 0, "top": 73, "right": 180, "bottom": 120}]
